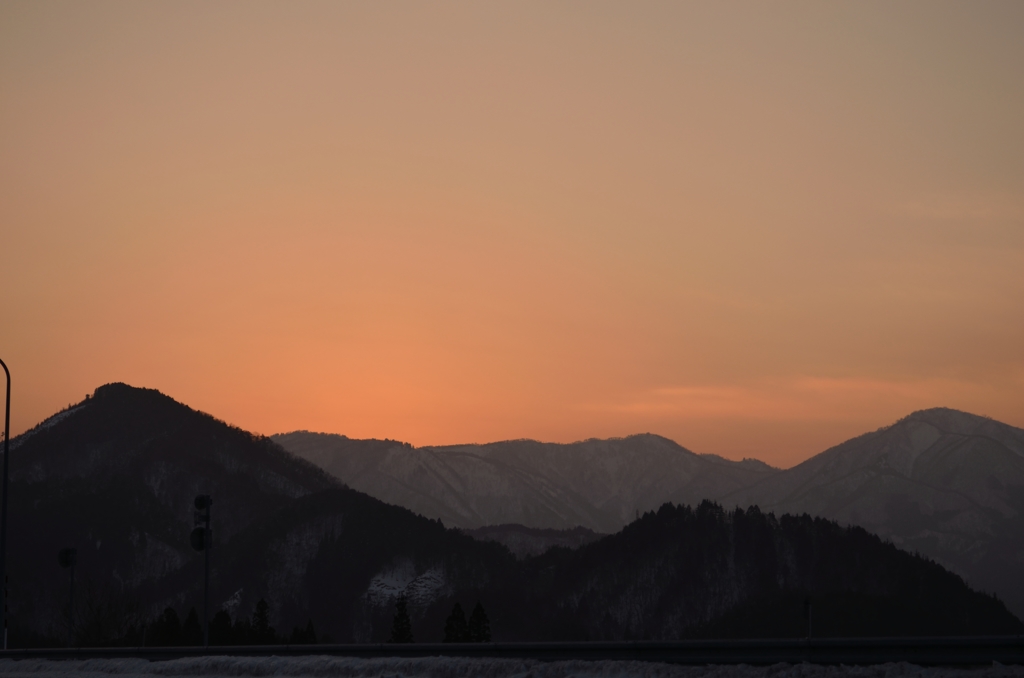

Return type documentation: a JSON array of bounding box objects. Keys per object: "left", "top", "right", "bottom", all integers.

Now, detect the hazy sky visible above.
[{"left": 2, "top": 1, "right": 1022, "bottom": 467}]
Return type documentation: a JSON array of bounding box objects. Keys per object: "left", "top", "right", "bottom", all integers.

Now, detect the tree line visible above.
[
  {"left": 41, "top": 597, "right": 320, "bottom": 648},
  {"left": 146, "top": 599, "right": 318, "bottom": 646},
  {"left": 55, "top": 594, "right": 490, "bottom": 646},
  {"left": 389, "top": 596, "right": 490, "bottom": 644}
]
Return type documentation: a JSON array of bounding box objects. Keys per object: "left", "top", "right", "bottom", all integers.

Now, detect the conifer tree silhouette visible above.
[
  {"left": 251, "top": 599, "right": 276, "bottom": 644},
  {"left": 389, "top": 595, "right": 414, "bottom": 643},
  {"left": 232, "top": 615, "right": 253, "bottom": 645},
  {"left": 290, "top": 618, "right": 318, "bottom": 644},
  {"left": 147, "top": 607, "right": 182, "bottom": 647},
  {"left": 468, "top": 602, "right": 491, "bottom": 642},
  {"left": 443, "top": 602, "right": 468, "bottom": 642},
  {"left": 209, "top": 610, "right": 233, "bottom": 645},
  {"left": 304, "top": 618, "right": 317, "bottom": 644},
  {"left": 181, "top": 607, "right": 203, "bottom": 646}
]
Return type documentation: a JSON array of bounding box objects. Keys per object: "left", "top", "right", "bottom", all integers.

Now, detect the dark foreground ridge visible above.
[
  {"left": 5, "top": 383, "right": 1021, "bottom": 646},
  {"left": 3, "top": 637, "right": 1024, "bottom": 666}
]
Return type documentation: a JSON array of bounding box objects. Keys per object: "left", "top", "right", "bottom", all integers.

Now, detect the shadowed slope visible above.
[
  {"left": 203, "top": 494, "right": 1022, "bottom": 642},
  {"left": 499, "top": 502, "right": 1021, "bottom": 640},
  {"left": 5, "top": 383, "right": 338, "bottom": 639},
  {"left": 462, "top": 524, "right": 604, "bottom": 558},
  {"left": 723, "top": 408, "right": 1024, "bottom": 619}
]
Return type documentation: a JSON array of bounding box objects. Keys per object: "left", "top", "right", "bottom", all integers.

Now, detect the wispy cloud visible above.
[{"left": 584, "top": 376, "right": 1003, "bottom": 423}]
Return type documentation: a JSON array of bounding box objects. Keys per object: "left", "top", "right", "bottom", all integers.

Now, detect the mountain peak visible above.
[
  {"left": 93, "top": 381, "right": 155, "bottom": 398},
  {"left": 895, "top": 407, "right": 1000, "bottom": 436}
]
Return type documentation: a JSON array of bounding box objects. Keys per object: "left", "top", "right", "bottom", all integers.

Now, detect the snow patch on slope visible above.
[
  {"left": 364, "top": 560, "right": 449, "bottom": 608},
  {"left": 10, "top": 404, "right": 86, "bottom": 450}
]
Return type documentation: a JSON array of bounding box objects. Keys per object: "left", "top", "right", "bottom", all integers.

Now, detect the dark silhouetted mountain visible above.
[
  {"left": 490, "top": 502, "right": 1019, "bottom": 640},
  {"left": 4, "top": 388, "right": 1019, "bottom": 646},
  {"left": 722, "top": 408, "right": 1024, "bottom": 619},
  {"left": 4, "top": 383, "right": 337, "bottom": 641},
  {"left": 272, "top": 431, "right": 778, "bottom": 533},
  {"left": 206, "top": 486, "right": 514, "bottom": 643},
  {"left": 462, "top": 524, "right": 604, "bottom": 558},
  {"left": 201, "top": 489, "right": 1021, "bottom": 642}
]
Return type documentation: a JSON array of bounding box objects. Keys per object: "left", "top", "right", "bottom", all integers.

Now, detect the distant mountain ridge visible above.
[
  {"left": 272, "top": 431, "right": 778, "bottom": 533},
  {"left": 723, "top": 407, "right": 1024, "bottom": 620},
  {"left": 461, "top": 524, "right": 605, "bottom": 558},
  {"left": 274, "top": 407, "right": 1024, "bottom": 620}
]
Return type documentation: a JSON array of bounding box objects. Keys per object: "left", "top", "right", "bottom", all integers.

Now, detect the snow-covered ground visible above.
[{"left": 0, "top": 657, "right": 1021, "bottom": 678}]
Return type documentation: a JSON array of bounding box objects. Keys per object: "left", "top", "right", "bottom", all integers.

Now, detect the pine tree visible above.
[
  {"left": 304, "top": 618, "right": 317, "bottom": 644},
  {"left": 232, "top": 617, "right": 253, "bottom": 645},
  {"left": 290, "top": 618, "right": 318, "bottom": 644},
  {"left": 468, "top": 602, "right": 491, "bottom": 642},
  {"left": 251, "top": 599, "right": 276, "bottom": 644},
  {"left": 147, "top": 607, "right": 182, "bottom": 647},
  {"left": 443, "top": 602, "right": 468, "bottom": 642},
  {"left": 209, "top": 610, "right": 233, "bottom": 645},
  {"left": 181, "top": 607, "right": 203, "bottom": 646},
  {"left": 389, "top": 595, "right": 414, "bottom": 643}
]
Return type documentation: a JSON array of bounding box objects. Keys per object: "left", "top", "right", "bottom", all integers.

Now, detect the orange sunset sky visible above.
[{"left": 1, "top": 2, "right": 1022, "bottom": 468}]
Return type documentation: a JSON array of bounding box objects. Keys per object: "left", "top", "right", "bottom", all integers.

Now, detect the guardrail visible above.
[{"left": 1, "top": 636, "right": 1022, "bottom": 665}]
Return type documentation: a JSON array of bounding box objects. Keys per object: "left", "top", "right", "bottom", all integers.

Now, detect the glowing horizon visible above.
[{"left": 2, "top": 2, "right": 1022, "bottom": 469}]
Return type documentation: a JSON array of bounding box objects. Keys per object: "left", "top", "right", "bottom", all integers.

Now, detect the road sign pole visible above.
[{"left": 69, "top": 560, "right": 75, "bottom": 647}]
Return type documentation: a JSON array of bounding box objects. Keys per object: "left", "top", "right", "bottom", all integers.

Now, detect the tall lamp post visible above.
[{"left": 0, "top": 358, "right": 10, "bottom": 650}]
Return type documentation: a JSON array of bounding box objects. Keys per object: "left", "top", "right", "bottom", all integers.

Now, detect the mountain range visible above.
[
  {"left": 2, "top": 383, "right": 1019, "bottom": 645},
  {"left": 275, "top": 408, "right": 1024, "bottom": 619},
  {"left": 724, "top": 408, "right": 1024, "bottom": 622},
  {"left": 271, "top": 431, "right": 777, "bottom": 533}
]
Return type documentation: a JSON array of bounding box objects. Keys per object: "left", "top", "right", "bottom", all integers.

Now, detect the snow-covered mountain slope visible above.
[
  {"left": 271, "top": 432, "right": 778, "bottom": 533},
  {"left": 722, "top": 408, "right": 1024, "bottom": 619}
]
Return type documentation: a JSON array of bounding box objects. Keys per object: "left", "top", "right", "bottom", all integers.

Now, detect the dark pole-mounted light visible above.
[{"left": 191, "top": 495, "right": 212, "bottom": 647}]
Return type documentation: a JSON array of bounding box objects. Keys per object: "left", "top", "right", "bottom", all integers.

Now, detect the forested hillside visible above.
[
  {"left": 724, "top": 408, "right": 1024, "bottom": 618},
  {"left": 490, "top": 502, "right": 1018, "bottom": 640},
  {"left": 4, "top": 385, "right": 1018, "bottom": 646}
]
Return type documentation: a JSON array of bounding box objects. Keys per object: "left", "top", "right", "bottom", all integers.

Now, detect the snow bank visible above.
[{"left": 0, "top": 657, "right": 1021, "bottom": 678}]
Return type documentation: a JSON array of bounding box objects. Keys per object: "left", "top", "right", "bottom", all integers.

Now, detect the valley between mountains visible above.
[{"left": 5, "top": 383, "right": 1021, "bottom": 646}]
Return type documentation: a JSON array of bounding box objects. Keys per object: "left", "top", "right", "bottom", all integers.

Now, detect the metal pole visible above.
[
  {"left": 68, "top": 561, "right": 75, "bottom": 647},
  {"left": 191, "top": 496, "right": 212, "bottom": 648},
  {"left": 204, "top": 503, "right": 210, "bottom": 648},
  {"left": 1, "top": 358, "right": 11, "bottom": 650}
]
